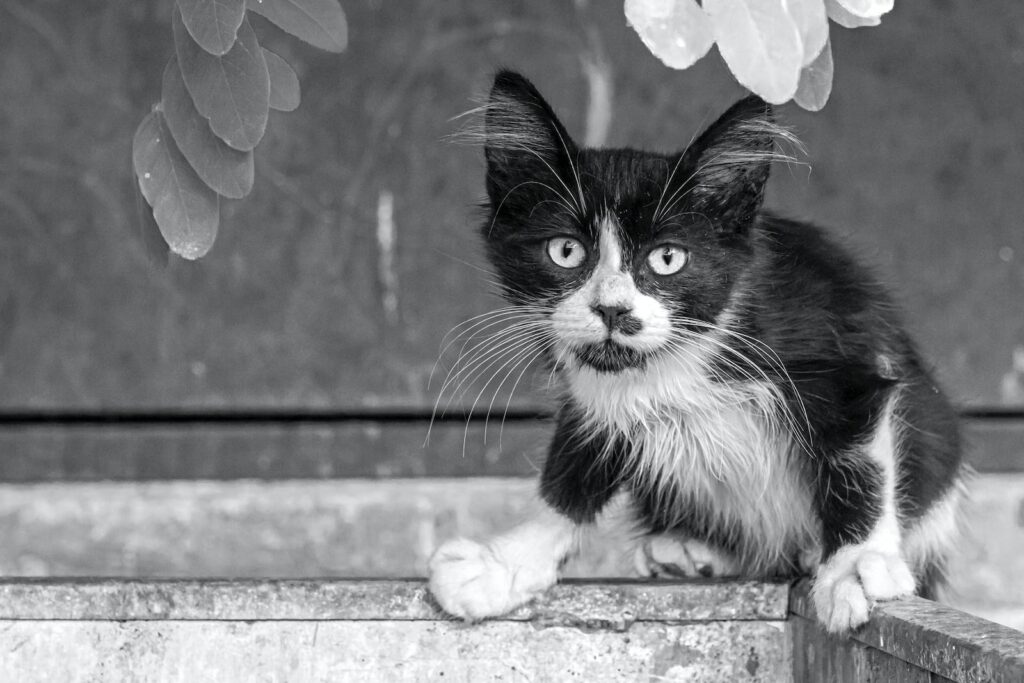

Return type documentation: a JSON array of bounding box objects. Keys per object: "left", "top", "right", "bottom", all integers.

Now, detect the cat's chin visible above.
[{"left": 573, "top": 340, "right": 648, "bottom": 373}]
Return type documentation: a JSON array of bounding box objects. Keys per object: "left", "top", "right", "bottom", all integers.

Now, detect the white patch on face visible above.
[{"left": 549, "top": 216, "right": 672, "bottom": 358}]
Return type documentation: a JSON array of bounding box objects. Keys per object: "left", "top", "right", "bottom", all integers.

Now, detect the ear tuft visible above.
[
  {"left": 450, "top": 70, "right": 578, "bottom": 207},
  {"left": 684, "top": 96, "right": 802, "bottom": 229}
]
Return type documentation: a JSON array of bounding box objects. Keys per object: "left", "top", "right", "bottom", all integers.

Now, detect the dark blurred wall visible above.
[{"left": 0, "top": 0, "right": 1021, "bottom": 411}]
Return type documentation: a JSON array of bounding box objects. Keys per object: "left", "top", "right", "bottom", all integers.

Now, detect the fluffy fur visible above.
[{"left": 429, "top": 70, "right": 965, "bottom": 633}]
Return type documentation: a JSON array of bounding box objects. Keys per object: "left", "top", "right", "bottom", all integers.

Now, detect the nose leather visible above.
[{"left": 592, "top": 304, "right": 637, "bottom": 333}]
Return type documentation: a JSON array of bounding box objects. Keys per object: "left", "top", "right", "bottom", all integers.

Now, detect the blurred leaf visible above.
[
  {"left": 825, "top": 0, "right": 881, "bottom": 27},
  {"left": 133, "top": 111, "right": 220, "bottom": 260},
  {"left": 783, "top": 0, "right": 829, "bottom": 67},
  {"left": 625, "top": 0, "right": 713, "bottom": 70},
  {"left": 173, "top": 8, "right": 270, "bottom": 151},
  {"left": 263, "top": 48, "right": 301, "bottom": 111},
  {"left": 705, "top": 0, "right": 803, "bottom": 104},
  {"left": 247, "top": 0, "right": 347, "bottom": 53},
  {"left": 834, "top": 0, "right": 892, "bottom": 19},
  {"left": 176, "top": 0, "right": 246, "bottom": 55},
  {"left": 162, "top": 57, "right": 254, "bottom": 199},
  {"left": 794, "top": 37, "right": 833, "bottom": 111},
  {"left": 134, "top": 180, "right": 170, "bottom": 268}
]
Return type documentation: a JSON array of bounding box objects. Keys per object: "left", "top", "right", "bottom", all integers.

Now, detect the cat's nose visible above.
[{"left": 592, "top": 304, "right": 634, "bottom": 331}]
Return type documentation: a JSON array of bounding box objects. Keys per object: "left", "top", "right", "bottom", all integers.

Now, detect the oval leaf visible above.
[
  {"left": 162, "top": 58, "right": 254, "bottom": 199},
  {"left": 705, "top": 0, "right": 803, "bottom": 104},
  {"left": 825, "top": 0, "right": 881, "bottom": 28},
  {"left": 176, "top": 0, "right": 246, "bottom": 55},
  {"left": 783, "top": 0, "right": 829, "bottom": 66},
  {"left": 174, "top": 8, "right": 270, "bottom": 151},
  {"left": 794, "top": 38, "right": 833, "bottom": 111},
  {"left": 625, "top": 0, "right": 714, "bottom": 70},
  {"left": 835, "top": 0, "right": 892, "bottom": 19},
  {"left": 133, "top": 111, "right": 220, "bottom": 260},
  {"left": 133, "top": 181, "right": 170, "bottom": 267},
  {"left": 247, "top": 0, "right": 347, "bottom": 53},
  {"left": 263, "top": 48, "right": 300, "bottom": 111}
]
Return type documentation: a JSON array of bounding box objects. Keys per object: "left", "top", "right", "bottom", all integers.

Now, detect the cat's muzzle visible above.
[{"left": 574, "top": 340, "right": 647, "bottom": 373}]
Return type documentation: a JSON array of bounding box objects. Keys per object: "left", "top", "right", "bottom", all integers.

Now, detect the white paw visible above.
[
  {"left": 634, "top": 535, "right": 739, "bottom": 579},
  {"left": 428, "top": 537, "right": 555, "bottom": 620},
  {"left": 812, "top": 548, "right": 916, "bottom": 633}
]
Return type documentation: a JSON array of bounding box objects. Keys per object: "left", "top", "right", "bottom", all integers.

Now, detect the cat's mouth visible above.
[{"left": 574, "top": 340, "right": 647, "bottom": 373}]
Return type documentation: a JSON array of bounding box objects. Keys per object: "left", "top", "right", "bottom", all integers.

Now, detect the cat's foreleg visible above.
[
  {"left": 811, "top": 391, "right": 915, "bottom": 632},
  {"left": 428, "top": 502, "right": 580, "bottom": 620},
  {"left": 429, "top": 409, "right": 628, "bottom": 620}
]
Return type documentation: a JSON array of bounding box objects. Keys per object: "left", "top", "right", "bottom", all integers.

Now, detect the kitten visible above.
[{"left": 428, "top": 70, "right": 965, "bottom": 633}]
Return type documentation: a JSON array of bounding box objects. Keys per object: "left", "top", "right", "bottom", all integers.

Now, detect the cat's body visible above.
[{"left": 429, "top": 71, "right": 965, "bottom": 632}]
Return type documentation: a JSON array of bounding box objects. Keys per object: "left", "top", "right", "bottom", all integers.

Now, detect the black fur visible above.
[{"left": 478, "top": 71, "right": 963, "bottom": 591}]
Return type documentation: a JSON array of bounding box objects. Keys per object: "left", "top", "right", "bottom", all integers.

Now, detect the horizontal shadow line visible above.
[{"left": 0, "top": 407, "right": 1020, "bottom": 427}]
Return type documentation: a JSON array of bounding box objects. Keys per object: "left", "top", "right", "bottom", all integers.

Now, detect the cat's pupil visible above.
[
  {"left": 562, "top": 241, "right": 574, "bottom": 257},
  {"left": 662, "top": 248, "right": 673, "bottom": 264}
]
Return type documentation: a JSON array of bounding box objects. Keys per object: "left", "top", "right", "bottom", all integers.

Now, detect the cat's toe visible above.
[
  {"left": 636, "top": 535, "right": 737, "bottom": 579},
  {"left": 857, "top": 551, "right": 915, "bottom": 600},
  {"left": 812, "top": 548, "right": 915, "bottom": 633},
  {"left": 428, "top": 537, "right": 553, "bottom": 620}
]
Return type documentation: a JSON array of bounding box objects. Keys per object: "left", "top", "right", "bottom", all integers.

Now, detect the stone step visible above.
[
  {"left": 0, "top": 476, "right": 1020, "bottom": 629},
  {"left": 0, "top": 579, "right": 791, "bottom": 682}
]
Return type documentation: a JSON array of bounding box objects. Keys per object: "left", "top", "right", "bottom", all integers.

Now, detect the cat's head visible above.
[{"left": 477, "top": 70, "right": 792, "bottom": 378}]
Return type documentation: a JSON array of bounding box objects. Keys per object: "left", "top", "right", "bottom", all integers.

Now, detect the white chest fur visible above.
[{"left": 565, "top": 352, "right": 817, "bottom": 574}]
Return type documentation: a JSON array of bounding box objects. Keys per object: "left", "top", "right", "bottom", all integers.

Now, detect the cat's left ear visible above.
[
  {"left": 681, "top": 96, "right": 793, "bottom": 231},
  {"left": 482, "top": 70, "right": 578, "bottom": 206}
]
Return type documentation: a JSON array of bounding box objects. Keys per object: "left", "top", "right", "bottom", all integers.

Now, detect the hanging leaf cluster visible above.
[
  {"left": 132, "top": 0, "right": 346, "bottom": 260},
  {"left": 625, "top": 0, "right": 894, "bottom": 111}
]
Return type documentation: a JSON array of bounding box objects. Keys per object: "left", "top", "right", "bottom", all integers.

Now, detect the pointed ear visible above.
[
  {"left": 482, "top": 70, "right": 578, "bottom": 205},
  {"left": 682, "top": 96, "right": 795, "bottom": 230}
]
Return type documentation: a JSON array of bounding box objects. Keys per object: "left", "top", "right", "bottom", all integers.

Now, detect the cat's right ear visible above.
[{"left": 482, "top": 70, "right": 577, "bottom": 205}]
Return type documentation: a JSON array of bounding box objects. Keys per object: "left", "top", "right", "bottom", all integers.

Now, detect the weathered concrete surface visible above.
[
  {"left": 0, "top": 475, "right": 1020, "bottom": 629},
  {"left": 0, "top": 619, "right": 789, "bottom": 682},
  {"left": 0, "top": 578, "right": 788, "bottom": 622},
  {"left": 0, "top": 580, "right": 790, "bottom": 682},
  {"left": 790, "top": 581, "right": 1024, "bottom": 683},
  {"left": 0, "top": 478, "right": 638, "bottom": 578},
  {"left": 947, "top": 473, "right": 1024, "bottom": 630}
]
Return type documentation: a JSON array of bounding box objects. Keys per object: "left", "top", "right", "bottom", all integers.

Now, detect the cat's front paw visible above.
[
  {"left": 634, "top": 535, "right": 739, "bottom": 579},
  {"left": 812, "top": 548, "right": 915, "bottom": 633},
  {"left": 428, "top": 537, "right": 554, "bottom": 620}
]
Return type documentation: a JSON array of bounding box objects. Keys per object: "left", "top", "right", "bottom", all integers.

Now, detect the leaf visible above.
[
  {"left": 247, "top": 0, "right": 347, "bottom": 53},
  {"left": 825, "top": 0, "right": 881, "bottom": 28},
  {"left": 783, "top": 0, "right": 829, "bottom": 66},
  {"left": 263, "top": 48, "right": 301, "bottom": 111},
  {"left": 133, "top": 110, "right": 220, "bottom": 260},
  {"left": 834, "top": 0, "right": 893, "bottom": 19},
  {"left": 174, "top": 8, "right": 270, "bottom": 151},
  {"left": 176, "top": 0, "right": 246, "bottom": 56},
  {"left": 625, "top": 0, "right": 714, "bottom": 70},
  {"left": 162, "top": 57, "right": 254, "bottom": 199},
  {"left": 704, "top": 0, "right": 803, "bottom": 105},
  {"left": 133, "top": 177, "right": 170, "bottom": 267},
  {"left": 794, "top": 37, "right": 833, "bottom": 111}
]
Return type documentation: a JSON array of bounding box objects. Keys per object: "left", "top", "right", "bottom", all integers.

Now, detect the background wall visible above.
[{"left": 1, "top": 0, "right": 1022, "bottom": 412}]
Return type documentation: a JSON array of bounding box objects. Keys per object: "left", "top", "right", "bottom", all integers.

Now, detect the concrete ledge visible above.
[
  {"left": 790, "top": 580, "right": 1024, "bottom": 682},
  {"left": 0, "top": 578, "right": 787, "bottom": 623},
  {"left": 0, "top": 579, "right": 790, "bottom": 682}
]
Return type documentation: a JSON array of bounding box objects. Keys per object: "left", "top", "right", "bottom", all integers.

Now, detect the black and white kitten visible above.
[{"left": 428, "top": 71, "right": 965, "bottom": 633}]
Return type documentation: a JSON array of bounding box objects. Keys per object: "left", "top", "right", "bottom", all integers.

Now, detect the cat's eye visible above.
[
  {"left": 647, "top": 245, "right": 689, "bottom": 276},
  {"left": 546, "top": 237, "right": 586, "bottom": 269}
]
